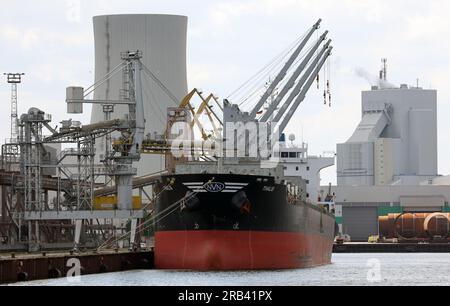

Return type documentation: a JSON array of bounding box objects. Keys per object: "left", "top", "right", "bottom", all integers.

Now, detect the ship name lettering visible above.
[{"left": 263, "top": 186, "right": 275, "bottom": 192}]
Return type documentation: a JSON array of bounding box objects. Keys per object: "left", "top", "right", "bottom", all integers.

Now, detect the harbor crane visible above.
[
  {"left": 259, "top": 33, "right": 330, "bottom": 122},
  {"left": 273, "top": 44, "right": 333, "bottom": 134},
  {"left": 225, "top": 19, "right": 333, "bottom": 136},
  {"left": 249, "top": 19, "right": 323, "bottom": 120},
  {"left": 178, "top": 89, "right": 223, "bottom": 140}
]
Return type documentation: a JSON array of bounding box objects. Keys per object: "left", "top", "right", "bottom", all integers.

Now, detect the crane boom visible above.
[
  {"left": 190, "top": 94, "right": 223, "bottom": 139},
  {"left": 260, "top": 31, "right": 329, "bottom": 122},
  {"left": 178, "top": 88, "right": 211, "bottom": 140},
  {"left": 272, "top": 39, "right": 331, "bottom": 124},
  {"left": 195, "top": 94, "right": 223, "bottom": 126},
  {"left": 278, "top": 46, "right": 333, "bottom": 134},
  {"left": 249, "top": 19, "right": 322, "bottom": 119}
]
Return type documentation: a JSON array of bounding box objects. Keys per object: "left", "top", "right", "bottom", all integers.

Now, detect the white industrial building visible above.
[
  {"left": 337, "top": 84, "right": 437, "bottom": 186},
  {"left": 91, "top": 14, "right": 189, "bottom": 176},
  {"left": 331, "top": 82, "right": 450, "bottom": 241}
]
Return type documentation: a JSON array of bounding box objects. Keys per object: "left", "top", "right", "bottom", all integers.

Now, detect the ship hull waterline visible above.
[
  {"left": 156, "top": 231, "right": 333, "bottom": 270},
  {"left": 154, "top": 174, "right": 336, "bottom": 271}
]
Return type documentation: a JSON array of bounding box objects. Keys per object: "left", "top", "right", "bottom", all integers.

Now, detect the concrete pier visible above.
[
  {"left": 0, "top": 249, "right": 154, "bottom": 285},
  {"left": 334, "top": 243, "right": 450, "bottom": 253}
]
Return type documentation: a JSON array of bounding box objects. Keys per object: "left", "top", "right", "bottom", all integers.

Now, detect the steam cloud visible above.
[{"left": 354, "top": 67, "right": 396, "bottom": 89}]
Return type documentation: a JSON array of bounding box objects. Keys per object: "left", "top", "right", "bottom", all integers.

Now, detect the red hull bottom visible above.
[{"left": 155, "top": 231, "right": 333, "bottom": 270}]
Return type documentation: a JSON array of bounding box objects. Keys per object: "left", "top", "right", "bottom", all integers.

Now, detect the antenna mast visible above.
[{"left": 380, "top": 58, "right": 387, "bottom": 81}]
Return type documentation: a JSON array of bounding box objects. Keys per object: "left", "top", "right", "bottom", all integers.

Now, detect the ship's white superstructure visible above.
[{"left": 279, "top": 140, "right": 335, "bottom": 203}]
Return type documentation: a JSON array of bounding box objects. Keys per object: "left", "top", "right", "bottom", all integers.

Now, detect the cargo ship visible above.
[
  {"left": 152, "top": 19, "right": 336, "bottom": 270},
  {"left": 155, "top": 171, "right": 336, "bottom": 270}
]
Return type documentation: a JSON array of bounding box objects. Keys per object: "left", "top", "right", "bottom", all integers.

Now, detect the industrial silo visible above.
[{"left": 91, "top": 14, "right": 188, "bottom": 176}]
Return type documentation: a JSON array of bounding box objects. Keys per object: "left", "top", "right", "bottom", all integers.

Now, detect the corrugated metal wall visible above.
[{"left": 342, "top": 206, "right": 378, "bottom": 242}]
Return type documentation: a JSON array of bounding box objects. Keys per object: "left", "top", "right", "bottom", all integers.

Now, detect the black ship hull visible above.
[{"left": 155, "top": 174, "right": 335, "bottom": 270}]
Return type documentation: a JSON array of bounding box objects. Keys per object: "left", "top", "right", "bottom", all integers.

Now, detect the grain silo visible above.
[{"left": 91, "top": 14, "right": 188, "bottom": 176}]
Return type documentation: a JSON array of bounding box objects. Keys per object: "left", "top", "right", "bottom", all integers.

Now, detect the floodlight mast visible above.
[{"left": 4, "top": 73, "right": 25, "bottom": 141}]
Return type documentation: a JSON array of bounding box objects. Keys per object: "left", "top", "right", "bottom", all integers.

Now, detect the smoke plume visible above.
[{"left": 354, "top": 67, "right": 396, "bottom": 89}]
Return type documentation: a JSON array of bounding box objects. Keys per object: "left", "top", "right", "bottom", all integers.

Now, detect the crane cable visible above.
[
  {"left": 227, "top": 29, "right": 310, "bottom": 101},
  {"left": 236, "top": 40, "right": 313, "bottom": 108},
  {"left": 96, "top": 182, "right": 174, "bottom": 250},
  {"left": 328, "top": 56, "right": 332, "bottom": 107},
  {"left": 323, "top": 53, "right": 327, "bottom": 105},
  {"left": 83, "top": 61, "right": 127, "bottom": 98},
  {"left": 239, "top": 39, "right": 319, "bottom": 110},
  {"left": 97, "top": 179, "right": 216, "bottom": 250},
  {"left": 141, "top": 64, "right": 180, "bottom": 106},
  {"left": 227, "top": 37, "right": 302, "bottom": 101},
  {"left": 238, "top": 40, "right": 318, "bottom": 110},
  {"left": 234, "top": 51, "right": 291, "bottom": 105},
  {"left": 97, "top": 191, "right": 196, "bottom": 250},
  {"left": 142, "top": 82, "right": 166, "bottom": 127}
]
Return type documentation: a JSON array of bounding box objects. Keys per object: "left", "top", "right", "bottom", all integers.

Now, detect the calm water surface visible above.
[{"left": 11, "top": 253, "right": 450, "bottom": 286}]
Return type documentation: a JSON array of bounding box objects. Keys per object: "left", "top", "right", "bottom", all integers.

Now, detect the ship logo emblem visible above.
[
  {"left": 204, "top": 182, "right": 226, "bottom": 193},
  {"left": 183, "top": 182, "right": 249, "bottom": 193}
]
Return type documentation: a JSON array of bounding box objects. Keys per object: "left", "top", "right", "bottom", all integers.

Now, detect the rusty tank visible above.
[{"left": 379, "top": 213, "right": 450, "bottom": 241}]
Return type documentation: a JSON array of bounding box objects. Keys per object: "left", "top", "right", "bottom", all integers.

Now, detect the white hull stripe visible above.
[
  {"left": 182, "top": 182, "right": 249, "bottom": 193},
  {"left": 183, "top": 182, "right": 249, "bottom": 186},
  {"left": 186, "top": 187, "right": 246, "bottom": 190}
]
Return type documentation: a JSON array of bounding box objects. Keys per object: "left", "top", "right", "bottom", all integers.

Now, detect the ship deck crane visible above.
[
  {"left": 179, "top": 89, "right": 223, "bottom": 140},
  {"left": 191, "top": 93, "right": 223, "bottom": 139},
  {"left": 260, "top": 32, "right": 329, "bottom": 122},
  {"left": 277, "top": 46, "right": 333, "bottom": 134},
  {"left": 272, "top": 41, "right": 332, "bottom": 125},
  {"left": 179, "top": 89, "right": 210, "bottom": 140},
  {"left": 249, "top": 19, "right": 322, "bottom": 119}
]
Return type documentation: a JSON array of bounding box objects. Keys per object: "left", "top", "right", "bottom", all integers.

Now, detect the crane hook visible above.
[{"left": 326, "top": 80, "right": 332, "bottom": 107}]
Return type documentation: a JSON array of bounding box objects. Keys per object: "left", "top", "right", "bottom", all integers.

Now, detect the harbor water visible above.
[{"left": 11, "top": 253, "right": 450, "bottom": 286}]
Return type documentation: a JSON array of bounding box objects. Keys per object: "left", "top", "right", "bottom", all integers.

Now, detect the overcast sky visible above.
[{"left": 1, "top": 0, "right": 450, "bottom": 184}]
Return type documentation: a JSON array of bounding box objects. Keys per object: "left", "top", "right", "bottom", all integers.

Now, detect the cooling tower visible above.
[{"left": 91, "top": 14, "right": 188, "bottom": 176}]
